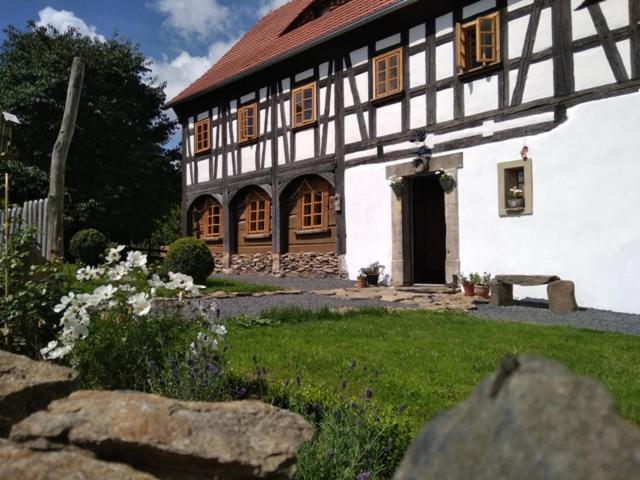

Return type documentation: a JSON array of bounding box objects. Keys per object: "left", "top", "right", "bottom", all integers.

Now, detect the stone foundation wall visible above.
[{"left": 213, "top": 252, "right": 348, "bottom": 278}]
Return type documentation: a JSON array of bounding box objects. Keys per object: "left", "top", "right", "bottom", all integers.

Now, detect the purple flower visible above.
[
  {"left": 206, "top": 363, "right": 219, "bottom": 376},
  {"left": 326, "top": 448, "right": 334, "bottom": 461},
  {"left": 233, "top": 386, "right": 248, "bottom": 399},
  {"left": 357, "top": 472, "right": 372, "bottom": 480}
]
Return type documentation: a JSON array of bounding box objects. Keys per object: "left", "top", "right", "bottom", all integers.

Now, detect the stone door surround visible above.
[{"left": 386, "top": 153, "right": 463, "bottom": 287}]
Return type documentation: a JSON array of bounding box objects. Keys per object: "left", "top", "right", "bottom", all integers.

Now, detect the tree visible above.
[{"left": 0, "top": 23, "right": 180, "bottom": 244}]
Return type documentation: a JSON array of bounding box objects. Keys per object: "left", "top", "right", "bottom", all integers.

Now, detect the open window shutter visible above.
[
  {"left": 477, "top": 13, "right": 499, "bottom": 64},
  {"left": 455, "top": 23, "right": 466, "bottom": 73}
]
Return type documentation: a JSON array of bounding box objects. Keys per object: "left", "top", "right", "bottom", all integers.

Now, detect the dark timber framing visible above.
[{"left": 179, "top": 0, "right": 640, "bottom": 272}]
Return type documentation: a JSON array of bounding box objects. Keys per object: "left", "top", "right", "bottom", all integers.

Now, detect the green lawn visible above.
[
  {"left": 202, "top": 277, "right": 282, "bottom": 294},
  {"left": 226, "top": 308, "right": 640, "bottom": 431}
]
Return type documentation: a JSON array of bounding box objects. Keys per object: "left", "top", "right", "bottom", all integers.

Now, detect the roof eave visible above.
[{"left": 166, "top": 0, "right": 418, "bottom": 110}]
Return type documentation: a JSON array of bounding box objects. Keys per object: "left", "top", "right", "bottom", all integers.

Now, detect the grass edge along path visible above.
[{"left": 226, "top": 308, "right": 640, "bottom": 432}]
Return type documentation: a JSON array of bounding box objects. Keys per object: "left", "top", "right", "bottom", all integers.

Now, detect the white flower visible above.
[
  {"left": 41, "top": 340, "right": 73, "bottom": 360},
  {"left": 107, "top": 263, "right": 129, "bottom": 281},
  {"left": 75, "top": 266, "right": 104, "bottom": 281},
  {"left": 93, "top": 284, "right": 117, "bottom": 302},
  {"left": 126, "top": 251, "right": 148, "bottom": 271},
  {"left": 105, "top": 245, "right": 125, "bottom": 264},
  {"left": 211, "top": 324, "right": 227, "bottom": 337},
  {"left": 127, "top": 292, "right": 151, "bottom": 317},
  {"left": 148, "top": 274, "right": 164, "bottom": 288},
  {"left": 54, "top": 292, "right": 75, "bottom": 313}
]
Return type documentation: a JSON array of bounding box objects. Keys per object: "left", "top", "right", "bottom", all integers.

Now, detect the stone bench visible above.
[{"left": 490, "top": 275, "right": 578, "bottom": 314}]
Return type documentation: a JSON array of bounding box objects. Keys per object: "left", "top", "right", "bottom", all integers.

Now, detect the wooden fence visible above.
[{"left": 0, "top": 199, "right": 48, "bottom": 257}]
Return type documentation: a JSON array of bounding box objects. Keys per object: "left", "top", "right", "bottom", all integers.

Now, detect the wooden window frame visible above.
[
  {"left": 194, "top": 118, "right": 211, "bottom": 154},
  {"left": 373, "top": 47, "right": 404, "bottom": 101},
  {"left": 203, "top": 199, "right": 223, "bottom": 239},
  {"left": 247, "top": 197, "right": 271, "bottom": 235},
  {"left": 297, "top": 189, "right": 329, "bottom": 231},
  {"left": 238, "top": 103, "right": 258, "bottom": 144},
  {"left": 291, "top": 82, "right": 317, "bottom": 129},
  {"left": 456, "top": 11, "right": 501, "bottom": 76},
  {"left": 497, "top": 159, "right": 533, "bottom": 217}
]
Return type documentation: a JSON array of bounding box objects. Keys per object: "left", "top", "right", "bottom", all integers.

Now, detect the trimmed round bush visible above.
[
  {"left": 69, "top": 229, "right": 108, "bottom": 266},
  {"left": 164, "top": 237, "right": 214, "bottom": 284}
]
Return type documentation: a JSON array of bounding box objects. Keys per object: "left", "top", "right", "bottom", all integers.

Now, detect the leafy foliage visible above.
[
  {"left": 0, "top": 227, "right": 68, "bottom": 357},
  {"left": 164, "top": 237, "right": 214, "bottom": 284},
  {"left": 68, "top": 228, "right": 107, "bottom": 265},
  {"left": 0, "top": 23, "right": 180, "bottom": 243},
  {"left": 149, "top": 204, "right": 182, "bottom": 248},
  {"left": 72, "top": 312, "right": 200, "bottom": 391}
]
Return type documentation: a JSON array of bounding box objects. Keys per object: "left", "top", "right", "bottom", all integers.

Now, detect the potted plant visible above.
[
  {"left": 387, "top": 175, "right": 403, "bottom": 196},
  {"left": 356, "top": 273, "right": 367, "bottom": 288},
  {"left": 460, "top": 272, "right": 475, "bottom": 296},
  {"left": 475, "top": 272, "right": 491, "bottom": 299},
  {"left": 360, "top": 262, "right": 384, "bottom": 287},
  {"left": 437, "top": 170, "right": 455, "bottom": 192},
  {"left": 507, "top": 186, "right": 525, "bottom": 209}
]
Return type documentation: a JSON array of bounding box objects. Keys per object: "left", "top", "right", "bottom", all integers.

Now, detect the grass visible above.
[
  {"left": 202, "top": 277, "right": 282, "bottom": 294},
  {"left": 226, "top": 308, "right": 640, "bottom": 432}
]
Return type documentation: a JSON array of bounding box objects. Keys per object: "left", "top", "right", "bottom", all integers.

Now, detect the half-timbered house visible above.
[{"left": 168, "top": 0, "right": 640, "bottom": 313}]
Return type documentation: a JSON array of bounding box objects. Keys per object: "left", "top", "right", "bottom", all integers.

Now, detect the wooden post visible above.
[
  {"left": 4, "top": 174, "right": 8, "bottom": 299},
  {"left": 46, "top": 57, "right": 85, "bottom": 261}
]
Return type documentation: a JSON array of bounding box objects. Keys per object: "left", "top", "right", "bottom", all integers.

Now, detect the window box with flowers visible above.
[{"left": 387, "top": 175, "right": 404, "bottom": 195}]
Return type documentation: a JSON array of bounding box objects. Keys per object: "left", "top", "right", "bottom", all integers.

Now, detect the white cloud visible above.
[
  {"left": 36, "top": 7, "right": 106, "bottom": 42},
  {"left": 150, "top": 0, "right": 232, "bottom": 41},
  {"left": 258, "top": 0, "right": 291, "bottom": 16},
  {"left": 150, "top": 40, "right": 236, "bottom": 103}
]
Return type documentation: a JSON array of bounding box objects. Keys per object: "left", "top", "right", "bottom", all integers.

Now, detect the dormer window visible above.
[
  {"left": 456, "top": 12, "right": 501, "bottom": 75},
  {"left": 283, "top": 0, "right": 353, "bottom": 34}
]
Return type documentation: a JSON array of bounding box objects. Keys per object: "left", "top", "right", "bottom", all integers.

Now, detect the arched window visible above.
[
  {"left": 194, "top": 198, "right": 223, "bottom": 238},
  {"left": 246, "top": 193, "right": 271, "bottom": 235}
]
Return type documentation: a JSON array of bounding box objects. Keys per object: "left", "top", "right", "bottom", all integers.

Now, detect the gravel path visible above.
[
  {"left": 213, "top": 293, "right": 407, "bottom": 320},
  {"left": 470, "top": 300, "right": 640, "bottom": 336},
  {"left": 209, "top": 273, "right": 355, "bottom": 291}
]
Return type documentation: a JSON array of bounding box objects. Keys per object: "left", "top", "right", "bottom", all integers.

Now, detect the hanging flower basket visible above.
[
  {"left": 387, "top": 175, "right": 404, "bottom": 195},
  {"left": 437, "top": 171, "right": 455, "bottom": 192}
]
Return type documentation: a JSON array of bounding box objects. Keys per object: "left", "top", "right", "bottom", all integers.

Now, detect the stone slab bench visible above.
[{"left": 490, "top": 275, "right": 578, "bottom": 314}]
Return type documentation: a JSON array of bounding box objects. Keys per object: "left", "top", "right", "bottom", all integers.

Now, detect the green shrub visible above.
[
  {"left": 0, "top": 227, "right": 67, "bottom": 358},
  {"left": 163, "top": 237, "right": 214, "bottom": 284},
  {"left": 72, "top": 312, "right": 200, "bottom": 391},
  {"left": 69, "top": 228, "right": 108, "bottom": 265}
]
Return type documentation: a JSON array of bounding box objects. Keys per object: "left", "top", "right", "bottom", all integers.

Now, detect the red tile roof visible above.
[{"left": 168, "top": 0, "right": 405, "bottom": 107}]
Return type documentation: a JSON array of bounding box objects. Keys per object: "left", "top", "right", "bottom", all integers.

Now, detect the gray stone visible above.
[
  {"left": 0, "top": 350, "right": 78, "bottom": 437},
  {"left": 494, "top": 275, "right": 560, "bottom": 286},
  {"left": 394, "top": 355, "right": 640, "bottom": 480},
  {"left": 11, "top": 390, "right": 314, "bottom": 479},
  {"left": 0, "top": 439, "right": 155, "bottom": 479},
  {"left": 489, "top": 279, "right": 514, "bottom": 306},
  {"left": 548, "top": 280, "right": 578, "bottom": 314}
]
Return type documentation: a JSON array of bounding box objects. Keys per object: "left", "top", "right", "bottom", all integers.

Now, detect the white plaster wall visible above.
[
  {"left": 574, "top": 46, "right": 614, "bottom": 91},
  {"left": 345, "top": 114, "right": 368, "bottom": 143},
  {"left": 464, "top": 74, "right": 499, "bottom": 116},
  {"left": 344, "top": 163, "right": 394, "bottom": 279},
  {"left": 456, "top": 93, "right": 640, "bottom": 313},
  {"left": 533, "top": 8, "right": 553, "bottom": 53},
  {"left": 409, "top": 23, "right": 426, "bottom": 46},
  {"left": 241, "top": 146, "right": 256, "bottom": 173},
  {"left": 437, "top": 87, "right": 454, "bottom": 123},
  {"left": 463, "top": 0, "right": 496, "bottom": 19},
  {"left": 278, "top": 137, "right": 287, "bottom": 165},
  {"left": 186, "top": 162, "right": 193, "bottom": 186},
  {"left": 295, "top": 68, "right": 314, "bottom": 82},
  {"left": 436, "top": 13, "right": 453, "bottom": 37},
  {"left": 436, "top": 42, "right": 454, "bottom": 80},
  {"left": 215, "top": 159, "right": 222, "bottom": 179},
  {"left": 240, "top": 92, "right": 255, "bottom": 104},
  {"left": 410, "top": 94, "right": 427, "bottom": 129},
  {"left": 295, "top": 129, "right": 315, "bottom": 160},
  {"left": 320, "top": 86, "right": 335, "bottom": 117},
  {"left": 264, "top": 140, "right": 272, "bottom": 168},
  {"left": 326, "top": 121, "right": 336, "bottom": 155},
  {"left": 350, "top": 47, "right": 368, "bottom": 67},
  {"left": 508, "top": 15, "right": 530, "bottom": 60},
  {"left": 376, "top": 102, "right": 402, "bottom": 136},
  {"left": 376, "top": 33, "right": 401, "bottom": 51},
  {"left": 509, "top": 59, "right": 554, "bottom": 103},
  {"left": 197, "top": 159, "right": 209, "bottom": 183},
  {"left": 344, "top": 73, "right": 369, "bottom": 108},
  {"left": 508, "top": 0, "right": 533, "bottom": 11},
  {"left": 410, "top": 51, "right": 427, "bottom": 88}
]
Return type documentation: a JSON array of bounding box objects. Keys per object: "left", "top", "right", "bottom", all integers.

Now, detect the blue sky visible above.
[{"left": 0, "top": 0, "right": 290, "bottom": 105}]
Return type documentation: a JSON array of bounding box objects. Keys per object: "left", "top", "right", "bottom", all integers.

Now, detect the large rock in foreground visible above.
[
  {"left": 0, "top": 350, "right": 78, "bottom": 437},
  {"left": 10, "top": 390, "right": 314, "bottom": 479},
  {"left": 0, "top": 439, "right": 155, "bottom": 479},
  {"left": 394, "top": 355, "right": 640, "bottom": 480}
]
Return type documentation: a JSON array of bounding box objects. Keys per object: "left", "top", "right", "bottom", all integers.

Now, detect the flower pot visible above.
[
  {"left": 507, "top": 198, "right": 525, "bottom": 209},
  {"left": 439, "top": 176, "right": 455, "bottom": 192},
  {"left": 356, "top": 277, "right": 367, "bottom": 288},
  {"left": 475, "top": 285, "right": 490, "bottom": 299},
  {"left": 366, "top": 274, "right": 379, "bottom": 287},
  {"left": 462, "top": 282, "right": 475, "bottom": 296}
]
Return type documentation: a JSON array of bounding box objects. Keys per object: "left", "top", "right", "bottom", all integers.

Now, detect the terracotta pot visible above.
[
  {"left": 366, "top": 274, "right": 379, "bottom": 287},
  {"left": 356, "top": 277, "right": 367, "bottom": 288},
  {"left": 475, "top": 285, "right": 490, "bottom": 299},
  {"left": 462, "top": 282, "right": 475, "bottom": 296}
]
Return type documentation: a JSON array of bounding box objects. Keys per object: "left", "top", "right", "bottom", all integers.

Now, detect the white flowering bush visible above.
[{"left": 41, "top": 245, "right": 205, "bottom": 360}]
